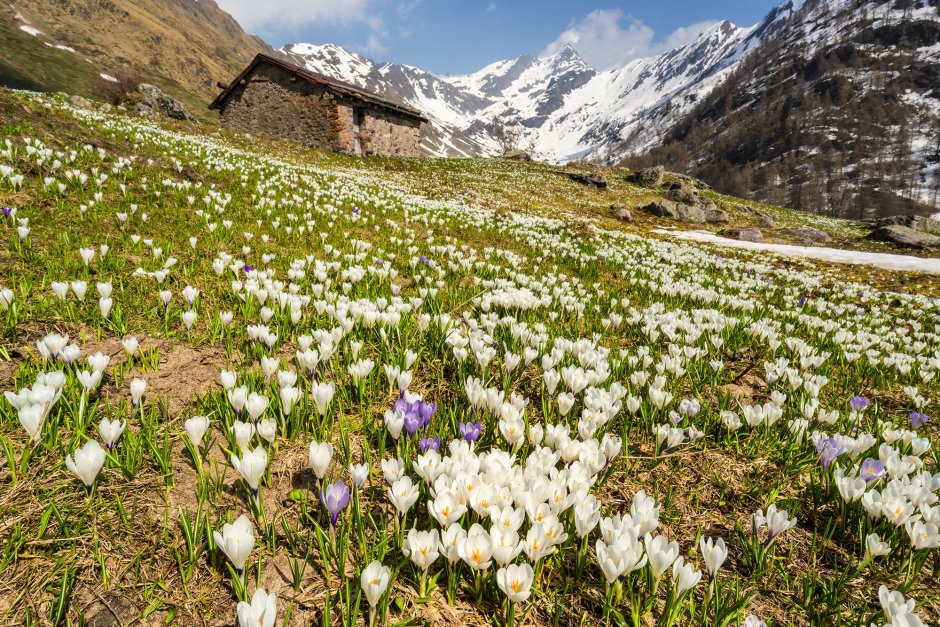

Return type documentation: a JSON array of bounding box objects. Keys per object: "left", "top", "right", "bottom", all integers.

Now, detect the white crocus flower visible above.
[
  {"left": 185, "top": 416, "right": 210, "bottom": 447},
  {"left": 245, "top": 392, "right": 268, "bottom": 422},
  {"left": 308, "top": 440, "right": 333, "bottom": 480},
  {"left": 402, "top": 528, "right": 440, "bottom": 570},
  {"left": 65, "top": 440, "right": 106, "bottom": 494},
  {"left": 97, "top": 417, "right": 126, "bottom": 450},
  {"left": 360, "top": 560, "right": 390, "bottom": 609},
  {"left": 388, "top": 476, "right": 420, "bottom": 517},
  {"left": 129, "top": 378, "right": 147, "bottom": 406},
  {"left": 213, "top": 514, "right": 255, "bottom": 575},
  {"left": 496, "top": 563, "right": 534, "bottom": 603},
  {"left": 311, "top": 381, "right": 335, "bottom": 416},
  {"left": 231, "top": 420, "right": 254, "bottom": 450},
  {"left": 231, "top": 446, "right": 267, "bottom": 498},
  {"left": 699, "top": 536, "right": 728, "bottom": 579},
  {"left": 672, "top": 556, "right": 702, "bottom": 595},
  {"left": 236, "top": 588, "right": 276, "bottom": 627}
]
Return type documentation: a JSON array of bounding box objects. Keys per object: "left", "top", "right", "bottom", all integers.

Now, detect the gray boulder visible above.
[
  {"left": 137, "top": 83, "right": 192, "bottom": 120},
  {"left": 643, "top": 200, "right": 706, "bottom": 223},
  {"left": 759, "top": 214, "right": 775, "bottom": 229},
  {"left": 722, "top": 228, "right": 763, "bottom": 243},
  {"left": 704, "top": 208, "right": 729, "bottom": 224},
  {"left": 568, "top": 171, "right": 608, "bottom": 189},
  {"left": 69, "top": 95, "right": 93, "bottom": 109},
  {"left": 666, "top": 184, "right": 701, "bottom": 205},
  {"left": 869, "top": 225, "right": 940, "bottom": 249},
  {"left": 782, "top": 227, "right": 831, "bottom": 243},
  {"left": 631, "top": 166, "right": 665, "bottom": 188}
]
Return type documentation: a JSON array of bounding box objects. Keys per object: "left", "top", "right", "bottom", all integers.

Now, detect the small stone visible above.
[
  {"left": 759, "top": 215, "right": 775, "bottom": 229},
  {"left": 610, "top": 204, "right": 632, "bottom": 221},
  {"left": 667, "top": 184, "right": 700, "bottom": 205},
  {"left": 501, "top": 150, "right": 531, "bottom": 161}
]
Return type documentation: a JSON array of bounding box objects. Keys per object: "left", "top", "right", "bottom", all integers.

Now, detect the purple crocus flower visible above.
[
  {"left": 1, "top": 207, "right": 12, "bottom": 219},
  {"left": 459, "top": 421, "right": 482, "bottom": 443},
  {"left": 910, "top": 412, "right": 928, "bottom": 429},
  {"left": 419, "top": 436, "right": 441, "bottom": 452},
  {"left": 816, "top": 436, "right": 844, "bottom": 468},
  {"left": 797, "top": 297, "right": 807, "bottom": 307},
  {"left": 352, "top": 208, "right": 360, "bottom": 215},
  {"left": 849, "top": 396, "right": 869, "bottom": 412},
  {"left": 243, "top": 264, "right": 254, "bottom": 273},
  {"left": 419, "top": 255, "right": 430, "bottom": 266},
  {"left": 394, "top": 395, "right": 436, "bottom": 436},
  {"left": 320, "top": 480, "right": 350, "bottom": 528},
  {"left": 859, "top": 458, "right": 886, "bottom": 483},
  {"left": 403, "top": 411, "right": 423, "bottom": 437},
  {"left": 418, "top": 401, "right": 437, "bottom": 424}
]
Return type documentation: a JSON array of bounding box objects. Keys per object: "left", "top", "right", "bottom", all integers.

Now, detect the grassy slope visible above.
[
  {"left": 0, "top": 13, "right": 102, "bottom": 99},
  {"left": 0, "top": 0, "right": 270, "bottom": 121},
  {"left": 0, "top": 89, "right": 937, "bottom": 626}
]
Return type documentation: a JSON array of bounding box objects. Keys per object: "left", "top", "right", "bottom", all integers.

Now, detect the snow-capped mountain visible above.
[{"left": 278, "top": 1, "right": 801, "bottom": 160}]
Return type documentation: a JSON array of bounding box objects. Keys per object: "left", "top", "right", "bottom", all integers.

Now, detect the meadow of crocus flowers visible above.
[{"left": 0, "top": 90, "right": 938, "bottom": 626}]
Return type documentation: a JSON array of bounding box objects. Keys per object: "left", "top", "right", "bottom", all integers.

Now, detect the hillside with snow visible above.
[{"left": 628, "top": 0, "right": 940, "bottom": 218}]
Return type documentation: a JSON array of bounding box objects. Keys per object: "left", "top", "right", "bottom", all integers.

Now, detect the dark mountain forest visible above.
[{"left": 624, "top": 0, "right": 940, "bottom": 219}]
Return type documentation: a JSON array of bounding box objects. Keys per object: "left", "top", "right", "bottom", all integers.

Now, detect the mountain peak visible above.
[{"left": 547, "top": 43, "right": 592, "bottom": 70}]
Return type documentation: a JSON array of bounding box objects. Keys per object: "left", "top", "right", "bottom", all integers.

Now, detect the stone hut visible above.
[{"left": 210, "top": 54, "right": 427, "bottom": 157}]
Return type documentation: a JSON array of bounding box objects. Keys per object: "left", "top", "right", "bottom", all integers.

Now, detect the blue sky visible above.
[{"left": 215, "top": 0, "right": 782, "bottom": 74}]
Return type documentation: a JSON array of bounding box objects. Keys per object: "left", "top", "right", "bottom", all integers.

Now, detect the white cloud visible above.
[
  {"left": 540, "top": 9, "right": 719, "bottom": 70},
  {"left": 397, "top": 0, "right": 421, "bottom": 18},
  {"left": 361, "top": 34, "right": 388, "bottom": 56},
  {"left": 216, "top": 0, "right": 372, "bottom": 33},
  {"left": 661, "top": 20, "right": 722, "bottom": 50},
  {"left": 486, "top": 2, "right": 497, "bottom": 12}
]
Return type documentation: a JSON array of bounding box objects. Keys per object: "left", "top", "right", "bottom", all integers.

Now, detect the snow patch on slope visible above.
[{"left": 654, "top": 229, "right": 940, "bottom": 274}]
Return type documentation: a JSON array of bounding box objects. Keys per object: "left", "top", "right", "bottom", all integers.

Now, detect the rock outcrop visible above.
[
  {"left": 868, "top": 225, "right": 940, "bottom": 249},
  {"left": 137, "top": 84, "right": 192, "bottom": 120},
  {"left": 874, "top": 215, "right": 940, "bottom": 235},
  {"left": 642, "top": 198, "right": 728, "bottom": 224}
]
